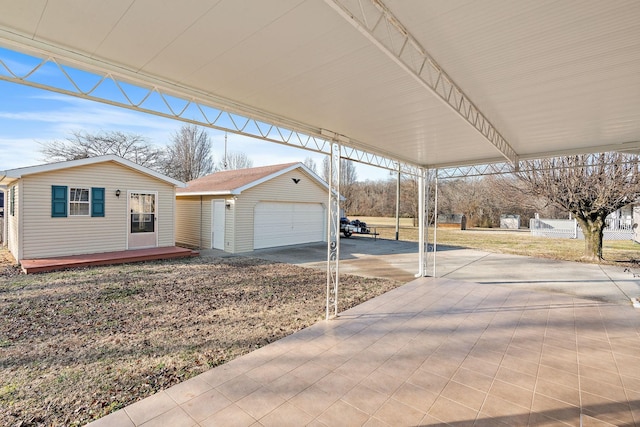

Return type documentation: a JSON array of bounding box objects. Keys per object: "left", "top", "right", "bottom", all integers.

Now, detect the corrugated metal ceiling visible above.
[{"left": 0, "top": 0, "right": 638, "bottom": 168}]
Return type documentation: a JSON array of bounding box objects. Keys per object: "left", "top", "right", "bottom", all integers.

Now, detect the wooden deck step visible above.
[{"left": 20, "top": 246, "right": 198, "bottom": 274}]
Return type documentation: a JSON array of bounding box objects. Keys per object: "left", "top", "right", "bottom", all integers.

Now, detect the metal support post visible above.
[
  {"left": 395, "top": 163, "right": 401, "bottom": 241},
  {"left": 326, "top": 143, "right": 341, "bottom": 320},
  {"left": 424, "top": 168, "right": 430, "bottom": 276},
  {"left": 417, "top": 168, "right": 427, "bottom": 277},
  {"left": 433, "top": 171, "right": 438, "bottom": 277}
]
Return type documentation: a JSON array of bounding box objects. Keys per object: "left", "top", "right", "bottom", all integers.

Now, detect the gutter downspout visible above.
[{"left": 200, "top": 196, "right": 203, "bottom": 250}]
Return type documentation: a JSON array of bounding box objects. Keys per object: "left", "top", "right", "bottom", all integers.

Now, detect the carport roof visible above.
[{"left": 0, "top": 1, "right": 639, "bottom": 168}]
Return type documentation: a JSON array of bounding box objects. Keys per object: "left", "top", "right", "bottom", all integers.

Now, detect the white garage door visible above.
[{"left": 254, "top": 202, "right": 325, "bottom": 249}]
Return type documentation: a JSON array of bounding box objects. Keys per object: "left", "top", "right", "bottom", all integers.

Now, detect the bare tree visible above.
[
  {"left": 488, "top": 175, "right": 564, "bottom": 226},
  {"left": 321, "top": 157, "right": 357, "bottom": 184},
  {"left": 162, "top": 124, "right": 213, "bottom": 182},
  {"left": 399, "top": 172, "right": 420, "bottom": 226},
  {"left": 436, "top": 175, "right": 565, "bottom": 228},
  {"left": 40, "top": 130, "right": 163, "bottom": 168},
  {"left": 322, "top": 157, "right": 358, "bottom": 214},
  {"left": 349, "top": 179, "right": 395, "bottom": 216},
  {"left": 517, "top": 152, "right": 640, "bottom": 261},
  {"left": 303, "top": 157, "right": 318, "bottom": 174},
  {"left": 438, "top": 177, "right": 499, "bottom": 228},
  {"left": 398, "top": 169, "right": 436, "bottom": 227},
  {"left": 215, "top": 151, "right": 253, "bottom": 171}
]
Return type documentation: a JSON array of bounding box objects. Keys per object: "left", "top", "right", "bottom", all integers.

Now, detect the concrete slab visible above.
[
  {"left": 216, "top": 236, "right": 640, "bottom": 306},
  {"left": 239, "top": 238, "right": 422, "bottom": 283},
  {"left": 438, "top": 252, "right": 638, "bottom": 305}
]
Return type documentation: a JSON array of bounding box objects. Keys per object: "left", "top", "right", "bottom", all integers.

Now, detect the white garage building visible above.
[{"left": 175, "top": 163, "right": 329, "bottom": 253}]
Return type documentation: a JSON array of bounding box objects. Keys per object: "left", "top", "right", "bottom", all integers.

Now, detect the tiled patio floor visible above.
[{"left": 87, "top": 277, "right": 640, "bottom": 426}]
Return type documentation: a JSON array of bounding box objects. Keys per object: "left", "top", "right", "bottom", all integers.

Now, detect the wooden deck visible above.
[{"left": 20, "top": 246, "right": 199, "bottom": 274}]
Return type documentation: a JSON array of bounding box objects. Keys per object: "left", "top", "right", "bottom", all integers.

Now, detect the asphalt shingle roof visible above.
[{"left": 176, "top": 162, "right": 299, "bottom": 194}]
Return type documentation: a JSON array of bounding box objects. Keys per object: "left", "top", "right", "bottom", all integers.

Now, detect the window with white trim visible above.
[{"left": 69, "top": 188, "right": 90, "bottom": 216}]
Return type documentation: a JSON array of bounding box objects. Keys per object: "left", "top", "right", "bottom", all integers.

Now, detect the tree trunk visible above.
[{"left": 576, "top": 216, "right": 605, "bottom": 261}]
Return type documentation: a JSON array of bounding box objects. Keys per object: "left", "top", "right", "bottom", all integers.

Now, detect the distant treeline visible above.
[{"left": 344, "top": 175, "right": 565, "bottom": 228}]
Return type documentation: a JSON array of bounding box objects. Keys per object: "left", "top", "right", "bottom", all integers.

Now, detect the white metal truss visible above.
[
  {"left": 438, "top": 162, "right": 517, "bottom": 179},
  {"left": 0, "top": 45, "right": 406, "bottom": 173},
  {"left": 326, "top": 143, "right": 341, "bottom": 320},
  {"left": 438, "top": 148, "right": 640, "bottom": 179},
  {"left": 325, "top": 0, "right": 518, "bottom": 165}
]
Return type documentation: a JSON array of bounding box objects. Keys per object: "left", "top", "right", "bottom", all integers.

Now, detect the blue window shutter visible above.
[
  {"left": 91, "top": 187, "right": 105, "bottom": 217},
  {"left": 51, "top": 185, "right": 67, "bottom": 217}
]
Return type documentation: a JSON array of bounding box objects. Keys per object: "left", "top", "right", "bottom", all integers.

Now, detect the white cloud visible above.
[
  {"left": 1, "top": 101, "right": 175, "bottom": 133},
  {"left": 0, "top": 96, "right": 184, "bottom": 152},
  {"left": 0, "top": 138, "right": 47, "bottom": 168}
]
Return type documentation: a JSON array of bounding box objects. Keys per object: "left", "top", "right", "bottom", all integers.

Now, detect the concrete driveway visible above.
[
  {"left": 241, "top": 236, "right": 640, "bottom": 306},
  {"left": 247, "top": 237, "right": 421, "bottom": 283}
]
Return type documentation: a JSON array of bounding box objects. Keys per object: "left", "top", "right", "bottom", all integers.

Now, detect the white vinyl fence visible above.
[{"left": 530, "top": 218, "right": 634, "bottom": 240}]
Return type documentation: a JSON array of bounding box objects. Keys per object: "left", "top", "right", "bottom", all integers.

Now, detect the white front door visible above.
[
  {"left": 211, "top": 200, "right": 226, "bottom": 250},
  {"left": 128, "top": 192, "right": 158, "bottom": 249}
]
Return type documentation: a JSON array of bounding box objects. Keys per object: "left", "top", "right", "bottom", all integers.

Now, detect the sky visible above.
[{"left": 0, "top": 48, "right": 392, "bottom": 181}]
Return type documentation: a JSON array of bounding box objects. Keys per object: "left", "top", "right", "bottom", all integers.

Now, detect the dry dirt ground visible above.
[{"left": 0, "top": 251, "right": 401, "bottom": 427}]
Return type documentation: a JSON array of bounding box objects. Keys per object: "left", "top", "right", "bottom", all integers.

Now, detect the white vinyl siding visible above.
[
  {"left": 175, "top": 197, "right": 234, "bottom": 250},
  {"left": 175, "top": 196, "right": 212, "bottom": 249},
  {"left": 19, "top": 162, "right": 177, "bottom": 259},
  {"left": 175, "top": 197, "right": 202, "bottom": 248}
]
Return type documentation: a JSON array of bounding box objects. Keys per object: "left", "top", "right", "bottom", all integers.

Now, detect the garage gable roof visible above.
[
  {"left": 0, "top": 155, "right": 186, "bottom": 187},
  {"left": 177, "top": 162, "right": 329, "bottom": 196}
]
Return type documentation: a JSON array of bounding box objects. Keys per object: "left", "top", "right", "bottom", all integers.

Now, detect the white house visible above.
[
  {"left": 0, "top": 155, "right": 185, "bottom": 262},
  {"left": 175, "top": 162, "right": 330, "bottom": 253}
]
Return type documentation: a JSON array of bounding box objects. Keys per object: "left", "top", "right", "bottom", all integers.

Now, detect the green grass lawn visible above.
[{"left": 353, "top": 216, "right": 640, "bottom": 265}]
